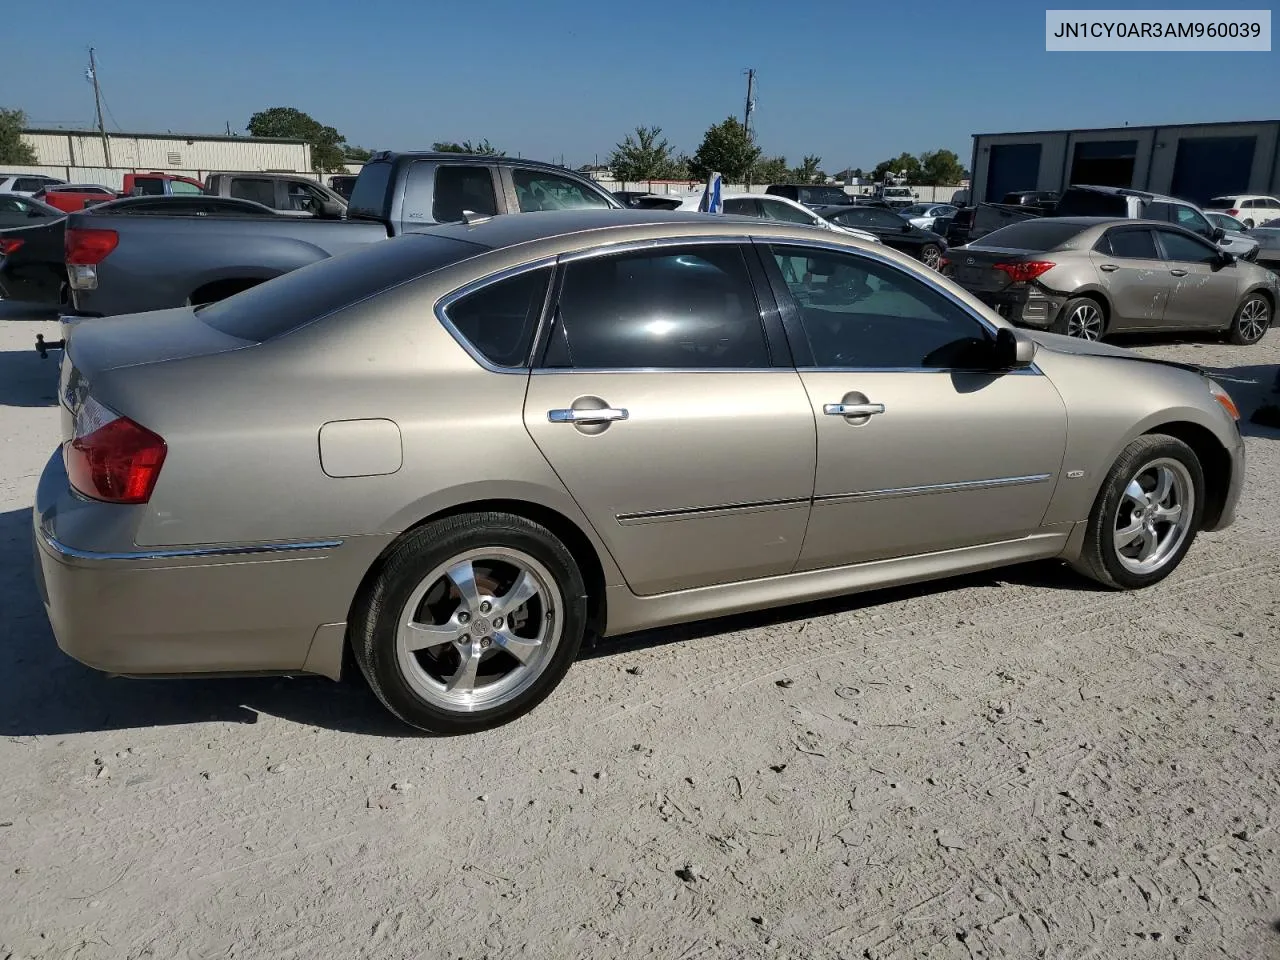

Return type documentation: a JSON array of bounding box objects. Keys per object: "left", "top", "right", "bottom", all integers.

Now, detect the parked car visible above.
[
  {"left": 59, "top": 152, "right": 622, "bottom": 319},
  {"left": 874, "top": 185, "right": 918, "bottom": 208},
  {"left": 765, "top": 184, "right": 854, "bottom": 209},
  {"left": 943, "top": 217, "right": 1277, "bottom": 343},
  {"left": 34, "top": 209, "right": 1246, "bottom": 734},
  {"left": 896, "top": 203, "right": 958, "bottom": 232},
  {"left": 122, "top": 172, "right": 207, "bottom": 197},
  {"left": 33, "top": 184, "right": 118, "bottom": 213},
  {"left": 0, "top": 173, "right": 67, "bottom": 196},
  {"left": 999, "top": 190, "right": 1060, "bottom": 213},
  {"left": 1248, "top": 225, "right": 1280, "bottom": 276},
  {"left": 821, "top": 203, "right": 947, "bottom": 268},
  {"left": 1206, "top": 211, "right": 1249, "bottom": 234},
  {"left": 327, "top": 174, "right": 360, "bottom": 201},
  {"left": 203, "top": 173, "right": 347, "bottom": 218},
  {"left": 945, "top": 202, "right": 1040, "bottom": 248},
  {"left": 0, "top": 216, "right": 70, "bottom": 304},
  {"left": 0, "top": 193, "right": 64, "bottom": 229},
  {"left": 1204, "top": 194, "right": 1280, "bottom": 229},
  {"left": 669, "top": 192, "right": 881, "bottom": 243}
]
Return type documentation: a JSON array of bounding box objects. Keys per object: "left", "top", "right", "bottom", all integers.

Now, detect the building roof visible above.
[
  {"left": 974, "top": 119, "right": 1280, "bottom": 138},
  {"left": 23, "top": 128, "right": 308, "bottom": 145}
]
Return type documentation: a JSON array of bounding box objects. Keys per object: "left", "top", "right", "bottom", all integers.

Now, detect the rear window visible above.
[
  {"left": 196, "top": 234, "right": 484, "bottom": 342},
  {"left": 347, "top": 161, "right": 393, "bottom": 220},
  {"left": 1207, "top": 197, "right": 1238, "bottom": 207},
  {"left": 970, "top": 219, "right": 1088, "bottom": 251},
  {"left": 1054, "top": 190, "right": 1127, "bottom": 217},
  {"left": 798, "top": 186, "right": 851, "bottom": 206}
]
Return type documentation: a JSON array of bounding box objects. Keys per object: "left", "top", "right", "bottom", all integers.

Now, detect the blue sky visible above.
[{"left": 8, "top": 0, "right": 1277, "bottom": 171}]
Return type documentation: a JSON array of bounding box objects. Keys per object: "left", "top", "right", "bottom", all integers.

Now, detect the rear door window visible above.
[
  {"left": 229, "top": 178, "right": 277, "bottom": 208},
  {"left": 723, "top": 197, "right": 761, "bottom": 216},
  {"left": 13, "top": 178, "right": 47, "bottom": 192},
  {"left": 442, "top": 267, "right": 551, "bottom": 368},
  {"left": 133, "top": 178, "right": 165, "bottom": 196},
  {"left": 433, "top": 166, "right": 499, "bottom": 223},
  {"left": 758, "top": 198, "right": 817, "bottom": 225},
  {"left": 1100, "top": 228, "right": 1159, "bottom": 259}
]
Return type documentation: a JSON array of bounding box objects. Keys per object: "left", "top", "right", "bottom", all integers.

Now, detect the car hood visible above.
[{"left": 1027, "top": 330, "right": 1204, "bottom": 375}]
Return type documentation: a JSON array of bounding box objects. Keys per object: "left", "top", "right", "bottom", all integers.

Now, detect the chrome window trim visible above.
[
  {"left": 815, "top": 474, "right": 1052, "bottom": 506},
  {"left": 434, "top": 256, "right": 559, "bottom": 375},
  {"left": 38, "top": 522, "right": 343, "bottom": 562}
]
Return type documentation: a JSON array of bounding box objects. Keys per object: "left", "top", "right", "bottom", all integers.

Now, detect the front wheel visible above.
[
  {"left": 1228, "top": 294, "right": 1271, "bottom": 345},
  {"left": 351, "top": 513, "right": 588, "bottom": 734},
  {"left": 918, "top": 243, "right": 942, "bottom": 270},
  {"left": 1053, "top": 296, "right": 1106, "bottom": 340},
  {"left": 1072, "top": 434, "right": 1204, "bottom": 590}
]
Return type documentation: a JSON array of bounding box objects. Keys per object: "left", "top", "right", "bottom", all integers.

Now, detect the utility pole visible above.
[
  {"left": 225, "top": 120, "right": 232, "bottom": 136},
  {"left": 88, "top": 47, "right": 112, "bottom": 167},
  {"left": 742, "top": 68, "right": 756, "bottom": 138}
]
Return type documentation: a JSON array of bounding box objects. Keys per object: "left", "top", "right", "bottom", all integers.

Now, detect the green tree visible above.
[
  {"left": 608, "top": 126, "right": 682, "bottom": 182},
  {"left": 689, "top": 117, "right": 761, "bottom": 183},
  {"left": 343, "top": 144, "right": 373, "bottom": 162},
  {"left": 918, "top": 148, "right": 965, "bottom": 185},
  {"left": 432, "top": 139, "right": 504, "bottom": 156},
  {"left": 871, "top": 152, "right": 923, "bottom": 184},
  {"left": 247, "top": 106, "right": 346, "bottom": 172},
  {"left": 0, "top": 108, "right": 37, "bottom": 165},
  {"left": 751, "top": 155, "right": 790, "bottom": 183},
  {"left": 791, "top": 154, "right": 825, "bottom": 184}
]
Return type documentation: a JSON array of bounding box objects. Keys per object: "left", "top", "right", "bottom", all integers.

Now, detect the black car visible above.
[
  {"left": 821, "top": 204, "right": 947, "bottom": 268},
  {"left": 0, "top": 216, "right": 68, "bottom": 304},
  {"left": 0, "top": 194, "right": 64, "bottom": 229},
  {"left": 766, "top": 183, "right": 855, "bottom": 209}
]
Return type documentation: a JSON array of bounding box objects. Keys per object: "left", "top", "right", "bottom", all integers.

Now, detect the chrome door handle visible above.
[
  {"left": 1170, "top": 268, "right": 1188, "bottom": 276},
  {"left": 1099, "top": 263, "right": 1119, "bottom": 272},
  {"left": 548, "top": 407, "right": 629, "bottom": 424},
  {"left": 823, "top": 402, "right": 885, "bottom": 417}
]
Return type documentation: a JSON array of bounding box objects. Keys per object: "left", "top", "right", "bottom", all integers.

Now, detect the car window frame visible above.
[
  {"left": 1152, "top": 227, "right": 1221, "bottom": 265},
  {"left": 755, "top": 237, "right": 1031, "bottom": 374},
  {"left": 509, "top": 167, "right": 614, "bottom": 214},
  {"left": 528, "top": 237, "right": 792, "bottom": 373},
  {"left": 1097, "top": 226, "right": 1160, "bottom": 260},
  {"left": 432, "top": 164, "right": 502, "bottom": 223},
  {"left": 758, "top": 197, "right": 818, "bottom": 226},
  {"left": 435, "top": 260, "right": 557, "bottom": 372}
]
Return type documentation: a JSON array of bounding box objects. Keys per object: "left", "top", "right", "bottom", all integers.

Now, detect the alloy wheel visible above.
[
  {"left": 1237, "top": 297, "right": 1270, "bottom": 343},
  {"left": 920, "top": 245, "right": 941, "bottom": 269},
  {"left": 395, "top": 547, "right": 562, "bottom": 712},
  {"left": 1066, "top": 302, "right": 1103, "bottom": 340},
  {"left": 1112, "top": 458, "right": 1195, "bottom": 576}
]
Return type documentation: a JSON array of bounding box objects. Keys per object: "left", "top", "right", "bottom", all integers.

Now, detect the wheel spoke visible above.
[
  {"left": 403, "top": 620, "right": 462, "bottom": 652},
  {"left": 495, "top": 570, "right": 540, "bottom": 617},
  {"left": 445, "top": 560, "right": 482, "bottom": 613},
  {"left": 1152, "top": 467, "right": 1174, "bottom": 507},
  {"left": 1122, "top": 479, "right": 1149, "bottom": 509},
  {"left": 1115, "top": 518, "right": 1144, "bottom": 548},
  {"left": 1139, "top": 526, "right": 1159, "bottom": 558},
  {"left": 1153, "top": 503, "right": 1182, "bottom": 523},
  {"left": 444, "top": 644, "right": 481, "bottom": 694},
  {"left": 492, "top": 628, "right": 540, "bottom": 665}
]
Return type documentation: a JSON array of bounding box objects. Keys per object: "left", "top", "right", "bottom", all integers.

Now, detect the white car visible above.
[
  {"left": 1205, "top": 194, "right": 1280, "bottom": 229},
  {"left": 896, "top": 202, "right": 958, "bottom": 232},
  {"left": 670, "top": 192, "right": 881, "bottom": 244},
  {"left": 0, "top": 174, "right": 67, "bottom": 197},
  {"left": 876, "top": 185, "right": 918, "bottom": 208}
]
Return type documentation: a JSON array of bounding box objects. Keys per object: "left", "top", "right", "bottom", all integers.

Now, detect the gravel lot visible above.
[{"left": 1, "top": 303, "right": 1277, "bottom": 959}]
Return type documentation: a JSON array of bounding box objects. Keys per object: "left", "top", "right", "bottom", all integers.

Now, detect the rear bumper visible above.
[{"left": 970, "top": 286, "right": 1068, "bottom": 329}]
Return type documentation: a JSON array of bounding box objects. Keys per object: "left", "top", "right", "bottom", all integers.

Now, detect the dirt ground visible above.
[{"left": 0, "top": 304, "right": 1277, "bottom": 960}]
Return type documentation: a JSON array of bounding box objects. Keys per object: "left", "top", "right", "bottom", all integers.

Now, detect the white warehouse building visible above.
[{"left": 10, "top": 129, "right": 314, "bottom": 191}]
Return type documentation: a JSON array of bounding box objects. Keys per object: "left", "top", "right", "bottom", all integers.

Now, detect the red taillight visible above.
[
  {"left": 64, "top": 410, "right": 167, "bottom": 504},
  {"left": 0, "top": 238, "right": 23, "bottom": 255},
  {"left": 1226, "top": 209, "right": 1239, "bottom": 216},
  {"left": 65, "top": 227, "right": 118, "bottom": 265},
  {"left": 993, "top": 260, "right": 1056, "bottom": 283}
]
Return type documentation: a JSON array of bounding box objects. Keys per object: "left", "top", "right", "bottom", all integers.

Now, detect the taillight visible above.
[
  {"left": 993, "top": 260, "right": 1056, "bottom": 283},
  {"left": 64, "top": 227, "right": 117, "bottom": 291},
  {"left": 63, "top": 397, "right": 166, "bottom": 504},
  {"left": 0, "top": 238, "right": 23, "bottom": 255},
  {"left": 1226, "top": 209, "right": 1239, "bottom": 216}
]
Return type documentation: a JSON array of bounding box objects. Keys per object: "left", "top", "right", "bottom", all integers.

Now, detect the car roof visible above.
[{"left": 369, "top": 151, "right": 586, "bottom": 173}]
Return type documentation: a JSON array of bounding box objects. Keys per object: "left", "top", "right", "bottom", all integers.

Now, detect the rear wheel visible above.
[
  {"left": 1053, "top": 296, "right": 1106, "bottom": 340},
  {"left": 918, "top": 243, "right": 942, "bottom": 270},
  {"left": 1227, "top": 294, "right": 1271, "bottom": 345},
  {"left": 351, "top": 512, "right": 588, "bottom": 734},
  {"left": 1242, "top": 217, "right": 1255, "bottom": 229}
]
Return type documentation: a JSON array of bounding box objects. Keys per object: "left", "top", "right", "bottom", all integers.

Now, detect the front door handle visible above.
[
  {"left": 548, "top": 407, "right": 629, "bottom": 424},
  {"left": 1099, "top": 263, "right": 1119, "bottom": 272},
  {"left": 1169, "top": 268, "right": 1188, "bottom": 277},
  {"left": 824, "top": 402, "right": 885, "bottom": 417}
]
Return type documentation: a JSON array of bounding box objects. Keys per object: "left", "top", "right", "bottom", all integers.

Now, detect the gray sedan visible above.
[{"left": 35, "top": 211, "right": 1246, "bottom": 733}]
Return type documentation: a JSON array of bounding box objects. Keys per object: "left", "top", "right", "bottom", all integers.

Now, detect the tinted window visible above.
[
  {"left": 513, "top": 170, "right": 610, "bottom": 212},
  {"left": 134, "top": 178, "right": 165, "bottom": 196},
  {"left": 1156, "top": 230, "right": 1218, "bottom": 264},
  {"left": 0, "top": 196, "right": 25, "bottom": 213},
  {"left": 722, "top": 197, "right": 760, "bottom": 216},
  {"left": 443, "top": 267, "right": 551, "bottom": 368},
  {"left": 1208, "top": 197, "right": 1238, "bottom": 208},
  {"left": 1144, "top": 201, "right": 1176, "bottom": 223},
  {"left": 197, "top": 235, "right": 484, "bottom": 342},
  {"left": 433, "top": 166, "right": 498, "bottom": 223},
  {"left": 1054, "top": 190, "right": 1127, "bottom": 217},
  {"left": 1102, "top": 229, "right": 1159, "bottom": 259},
  {"left": 769, "top": 245, "right": 990, "bottom": 369},
  {"left": 229, "top": 178, "right": 276, "bottom": 207},
  {"left": 798, "top": 186, "right": 851, "bottom": 206},
  {"left": 285, "top": 180, "right": 327, "bottom": 214},
  {"left": 547, "top": 246, "right": 769, "bottom": 370},
  {"left": 347, "top": 161, "right": 393, "bottom": 220},
  {"left": 758, "top": 198, "right": 816, "bottom": 225},
  {"left": 972, "top": 220, "right": 1089, "bottom": 251},
  {"left": 13, "top": 178, "right": 46, "bottom": 192}
]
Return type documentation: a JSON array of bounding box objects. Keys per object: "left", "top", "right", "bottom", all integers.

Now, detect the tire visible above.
[
  {"left": 350, "top": 512, "right": 588, "bottom": 734},
  {"left": 1242, "top": 218, "right": 1255, "bottom": 229},
  {"left": 918, "top": 243, "right": 942, "bottom": 270},
  {"left": 1052, "top": 296, "right": 1106, "bottom": 340},
  {"left": 1227, "top": 293, "right": 1271, "bottom": 345},
  {"left": 1072, "top": 434, "right": 1205, "bottom": 590}
]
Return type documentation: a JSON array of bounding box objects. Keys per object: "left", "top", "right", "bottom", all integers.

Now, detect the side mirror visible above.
[
  {"left": 318, "top": 199, "right": 344, "bottom": 219},
  {"left": 1211, "top": 226, "right": 1226, "bottom": 242},
  {"left": 994, "top": 327, "right": 1036, "bottom": 369},
  {"left": 1216, "top": 249, "right": 1237, "bottom": 268},
  {"left": 901, "top": 222, "right": 912, "bottom": 232}
]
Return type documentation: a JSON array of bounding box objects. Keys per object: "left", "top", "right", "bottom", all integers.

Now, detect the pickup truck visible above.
[
  {"left": 64, "top": 152, "right": 621, "bottom": 317},
  {"left": 122, "top": 172, "right": 207, "bottom": 197}
]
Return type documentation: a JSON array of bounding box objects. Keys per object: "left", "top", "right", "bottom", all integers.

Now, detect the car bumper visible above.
[
  {"left": 1205, "top": 424, "right": 1246, "bottom": 532},
  {"left": 970, "top": 287, "right": 1068, "bottom": 329},
  {"left": 33, "top": 450, "right": 384, "bottom": 679}
]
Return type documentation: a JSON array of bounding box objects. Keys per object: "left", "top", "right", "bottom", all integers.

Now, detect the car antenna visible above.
[{"left": 461, "top": 210, "right": 494, "bottom": 225}]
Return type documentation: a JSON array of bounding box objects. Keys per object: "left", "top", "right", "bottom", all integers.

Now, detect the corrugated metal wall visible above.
[{"left": 19, "top": 132, "right": 312, "bottom": 183}]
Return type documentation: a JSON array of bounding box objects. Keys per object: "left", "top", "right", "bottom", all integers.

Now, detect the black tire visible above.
[
  {"left": 1052, "top": 296, "right": 1106, "bottom": 340},
  {"left": 1227, "top": 293, "right": 1271, "bottom": 345},
  {"left": 918, "top": 243, "right": 942, "bottom": 270},
  {"left": 350, "top": 512, "right": 588, "bottom": 734},
  {"left": 1242, "top": 218, "right": 1255, "bottom": 229},
  {"left": 1072, "top": 434, "right": 1205, "bottom": 590}
]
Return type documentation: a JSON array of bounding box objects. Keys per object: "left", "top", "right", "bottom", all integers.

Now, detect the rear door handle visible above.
[
  {"left": 548, "top": 408, "right": 629, "bottom": 424},
  {"left": 1099, "top": 263, "right": 1119, "bottom": 272},
  {"left": 1169, "top": 268, "right": 1188, "bottom": 277},
  {"left": 823, "top": 402, "right": 885, "bottom": 417}
]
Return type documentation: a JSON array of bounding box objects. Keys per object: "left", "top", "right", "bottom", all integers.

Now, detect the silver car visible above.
[
  {"left": 947, "top": 217, "right": 1277, "bottom": 343},
  {"left": 35, "top": 211, "right": 1246, "bottom": 733}
]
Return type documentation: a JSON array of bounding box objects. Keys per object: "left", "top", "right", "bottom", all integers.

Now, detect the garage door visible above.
[
  {"left": 985, "top": 143, "right": 1042, "bottom": 202},
  {"left": 1170, "top": 136, "right": 1256, "bottom": 206}
]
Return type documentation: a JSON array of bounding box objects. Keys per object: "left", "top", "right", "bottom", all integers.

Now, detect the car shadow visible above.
[
  {"left": 0, "top": 300, "right": 59, "bottom": 322},
  {"left": 0, "top": 349, "right": 59, "bottom": 407}
]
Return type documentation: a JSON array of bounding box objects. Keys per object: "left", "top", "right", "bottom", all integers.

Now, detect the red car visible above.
[{"left": 32, "top": 184, "right": 119, "bottom": 213}]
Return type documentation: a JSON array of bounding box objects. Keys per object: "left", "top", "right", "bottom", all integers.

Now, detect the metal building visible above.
[
  {"left": 970, "top": 119, "right": 1280, "bottom": 206},
  {"left": 13, "top": 129, "right": 314, "bottom": 191}
]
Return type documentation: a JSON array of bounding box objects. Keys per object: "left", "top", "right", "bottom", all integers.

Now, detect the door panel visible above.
[
  {"left": 1089, "top": 228, "right": 1170, "bottom": 331},
  {"left": 1154, "top": 229, "right": 1242, "bottom": 330},
  {"left": 524, "top": 372, "right": 815, "bottom": 595}
]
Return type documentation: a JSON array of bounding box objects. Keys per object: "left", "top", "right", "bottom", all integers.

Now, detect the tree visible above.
[
  {"left": 0, "top": 108, "right": 36, "bottom": 165},
  {"left": 791, "top": 154, "right": 825, "bottom": 184},
  {"left": 608, "top": 126, "right": 683, "bottom": 182},
  {"left": 689, "top": 117, "right": 760, "bottom": 183},
  {"left": 247, "top": 106, "right": 346, "bottom": 172},
  {"left": 752, "top": 155, "right": 790, "bottom": 183},
  {"left": 343, "top": 144, "right": 373, "bottom": 162},
  {"left": 432, "top": 140, "right": 504, "bottom": 156},
  {"left": 871, "top": 152, "right": 923, "bottom": 184},
  {"left": 918, "top": 148, "right": 965, "bottom": 185}
]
